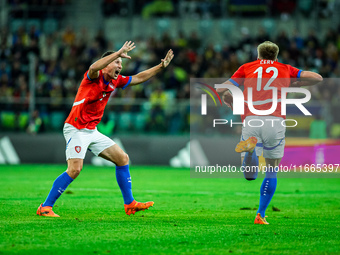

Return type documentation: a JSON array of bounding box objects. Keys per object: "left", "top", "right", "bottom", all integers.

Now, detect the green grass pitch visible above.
[{"left": 0, "top": 165, "right": 339, "bottom": 254}]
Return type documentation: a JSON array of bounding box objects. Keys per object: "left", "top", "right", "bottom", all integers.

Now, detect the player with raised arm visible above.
[
  {"left": 37, "top": 41, "right": 174, "bottom": 217},
  {"left": 217, "top": 41, "right": 322, "bottom": 224}
]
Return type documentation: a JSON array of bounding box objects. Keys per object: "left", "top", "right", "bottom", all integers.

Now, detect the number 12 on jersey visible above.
[{"left": 254, "top": 66, "right": 278, "bottom": 91}]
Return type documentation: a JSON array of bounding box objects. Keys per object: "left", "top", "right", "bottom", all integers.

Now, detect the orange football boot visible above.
[
  {"left": 235, "top": 136, "right": 258, "bottom": 153},
  {"left": 124, "top": 200, "right": 154, "bottom": 216},
  {"left": 36, "top": 203, "right": 60, "bottom": 217},
  {"left": 254, "top": 213, "right": 269, "bottom": 225}
]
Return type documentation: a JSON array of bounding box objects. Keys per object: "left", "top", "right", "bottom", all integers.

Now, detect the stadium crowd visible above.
[{"left": 1, "top": 23, "right": 340, "bottom": 133}]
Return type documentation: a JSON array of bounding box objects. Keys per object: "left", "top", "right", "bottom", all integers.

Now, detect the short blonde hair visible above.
[{"left": 257, "top": 41, "right": 279, "bottom": 60}]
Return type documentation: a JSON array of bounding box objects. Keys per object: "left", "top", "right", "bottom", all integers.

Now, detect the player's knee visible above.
[
  {"left": 71, "top": 167, "right": 82, "bottom": 175},
  {"left": 66, "top": 159, "right": 83, "bottom": 179},
  {"left": 67, "top": 166, "right": 82, "bottom": 178},
  {"left": 116, "top": 152, "right": 129, "bottom": 166},
  {"left": 74, "top": 167, "right": 82, "bottom": 175},
  {"left": 122, "top": 153, "right": 129, "bottom": 165}
]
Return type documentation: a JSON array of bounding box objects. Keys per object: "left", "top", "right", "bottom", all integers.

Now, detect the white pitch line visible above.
[
  {"left": 63, "top": 188, "right": 214, "bottom": 195},
  {"left": 37, "top": 187, "right": 338, "bottom": 197}
]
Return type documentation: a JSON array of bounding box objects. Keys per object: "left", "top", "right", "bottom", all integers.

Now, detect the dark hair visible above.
[{"left": 101, "top": 51, "right": 116, "bottom": 58}]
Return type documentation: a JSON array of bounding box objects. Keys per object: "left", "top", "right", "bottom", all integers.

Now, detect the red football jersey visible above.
[
  {"left": 65, "top": 70, "right": 132, "bottom": 129},
  {"left": 230, "top": 59, "right": 302, "bottom": 121}
]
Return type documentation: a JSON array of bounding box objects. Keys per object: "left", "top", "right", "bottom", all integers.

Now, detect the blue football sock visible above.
[
  {"left": 242, "top": 150, "right": 259, "bottom": 180},
  {"left": 116, "top": 164, "right": 134, "bottom": 205},
  {"left": 257, "top": 167, "right": 278, "bottom": 217},
  {"left": 42, "top": 172, "right": 74, "bottom": 207}
]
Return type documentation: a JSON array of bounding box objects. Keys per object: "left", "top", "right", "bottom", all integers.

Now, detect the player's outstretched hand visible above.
[
  {"left": 161, "top": 49, "right": 174, "bottom": 68},
  {"left": 118, "top": 41, "right": 136, "bottom": 59},
  {"left": 223, "top": 90, "right": 233, "bottom": 110}
]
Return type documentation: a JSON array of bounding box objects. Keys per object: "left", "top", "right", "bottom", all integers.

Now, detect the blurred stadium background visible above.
[{"left": 0, "top": 0, "right": 340, "bottom": 166}]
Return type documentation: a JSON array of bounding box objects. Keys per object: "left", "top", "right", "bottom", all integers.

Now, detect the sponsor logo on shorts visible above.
[{"left": 75, "top": 146, "right": 81, "bottom": 153}]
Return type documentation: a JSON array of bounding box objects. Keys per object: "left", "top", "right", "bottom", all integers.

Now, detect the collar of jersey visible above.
[{"left": 102, "top": 75, "right": 110, "bottom": 85}]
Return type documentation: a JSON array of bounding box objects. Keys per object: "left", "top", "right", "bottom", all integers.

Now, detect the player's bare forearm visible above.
[
  {"left": 216, "top": 80, "right": 234, "bottom": 108},
  {"left": 130, "top": 64, "right": 163, "bottom": 86},
  {"left": 130, "top": 49, "right": 174, "bottom": 86},
  {"left": 216, "top": 80, "right": 233, "bottom": 94},
  {"left": 88, "top": 41, "right": 136, "bottom": 79},
  {"left": 89, "top": 52, "right": 121, "bottom": 73},
  {"left": 293, "top": 71, "right": 323, "bottom": 87},
  {"left": 216, "top": 87, "right": 228, "bottom": 94}
]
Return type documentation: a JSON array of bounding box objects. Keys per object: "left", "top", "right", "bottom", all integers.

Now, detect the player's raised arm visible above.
[
  {"left": 216, "top": 64, "right": 245, "bottom": 107},
  {"left": 88, "top": 41, "right": 136, "bottom": 79},
  {"left": 216, "top": 80, "right": 236, "bottom": 109},
  {"left": 129, "top": 49, "right": 174, "bottom": 86},
  {"left": 291, "top": 71, "right": 323, "bottom": 87},
  {"left": 216, "top": 80, "right": 234, "bottom": 94}
]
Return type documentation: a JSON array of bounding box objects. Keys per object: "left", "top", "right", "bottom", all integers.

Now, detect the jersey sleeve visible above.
[
  {"left": 230, "top": 65, "right": 245, "bottom": 87},
  {"left": 85, "top": 70, "right": 100, "bottom": 81},
  {"left": 116, "top": 75, "right": 132, "bottom": 90},
  {"left": 288, "top": 65, "right": 302, "bottom": 79}
]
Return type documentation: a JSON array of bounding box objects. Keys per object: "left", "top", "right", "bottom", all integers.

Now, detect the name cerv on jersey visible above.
[
  {"left": 229, "top": 59, "right": 302, "bottom": 121},
  {"left": 65, "top": 70, "right": 132, "bottom": 129}
]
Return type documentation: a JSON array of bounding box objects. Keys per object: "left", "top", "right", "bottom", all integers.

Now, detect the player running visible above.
[
  {"left": 217, "top": 41, "right": 322, "bottom": 224},
  {"left": 37, "top": 41, "right": 174, "bottom": 217}
]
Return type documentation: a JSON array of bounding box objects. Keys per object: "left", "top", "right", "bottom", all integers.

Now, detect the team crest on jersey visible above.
[
  {"left": 100, "top": 92, "right": 106, "bottom": 101},
  {"left": 75, "top": 146, "right": 81, "bottom": 153}
]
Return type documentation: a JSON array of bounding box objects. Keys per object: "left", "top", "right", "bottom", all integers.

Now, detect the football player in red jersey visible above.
[
  {"left": 37, "top": 41, "right": 174, "bottom": 217},
  {"left": 217, "top": 41, "right": 322, "bottom": 224}
]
